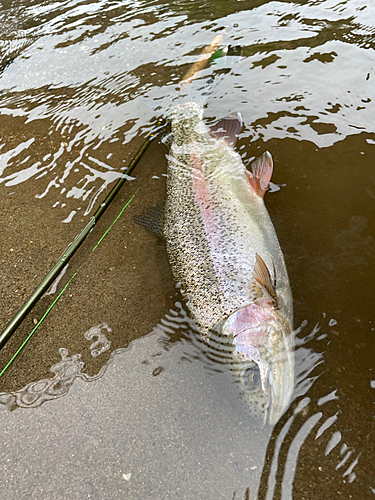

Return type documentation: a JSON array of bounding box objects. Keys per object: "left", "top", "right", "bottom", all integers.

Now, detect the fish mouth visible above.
[{"left": 267, "top": 353, "right": 295, "bottom": 425}]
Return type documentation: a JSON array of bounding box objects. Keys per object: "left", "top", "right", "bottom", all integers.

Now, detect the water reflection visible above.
[
  {"left": 1, "top": 0, "right": 375, "bottom": 219},
  {"left": 0, "top": 302, "right": 370, "bottom": 498},
  {"left": 0, "top": 323, "right": 112, "bottom": 409}
]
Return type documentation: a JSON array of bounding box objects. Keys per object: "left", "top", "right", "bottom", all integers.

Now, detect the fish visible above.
[{"left": 136, "top": 85, "right": 294, "bottom": 425}]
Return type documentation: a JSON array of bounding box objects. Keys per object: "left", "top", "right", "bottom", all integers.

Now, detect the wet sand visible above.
[{"left": 0, "top": 136, "right": 175, "bottom": 392}]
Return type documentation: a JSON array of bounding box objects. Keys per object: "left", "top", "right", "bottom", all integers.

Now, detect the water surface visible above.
[{"left": 0, "top": 0, "right": 374, "bottom": 498}]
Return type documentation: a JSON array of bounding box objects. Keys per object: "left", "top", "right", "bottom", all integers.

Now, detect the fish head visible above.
[{"left": 222, "top": 303, "right": 295, "bottom": 426}]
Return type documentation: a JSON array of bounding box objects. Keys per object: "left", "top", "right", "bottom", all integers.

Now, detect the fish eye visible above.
[{"left": 241, "top": 367, "right": 261, "bottom": 393}]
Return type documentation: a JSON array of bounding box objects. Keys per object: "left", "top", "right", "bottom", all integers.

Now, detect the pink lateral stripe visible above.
[{"left": 189, "top": 147, "right": 224, "bottom": 280}]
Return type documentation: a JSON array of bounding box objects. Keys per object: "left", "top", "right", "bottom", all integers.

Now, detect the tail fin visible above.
[
  {"left": 210, "top": 44, "right": 244, "bottom": 69},
  {"left": 142, "top": 37, "right": 244, "bottom": 121}
]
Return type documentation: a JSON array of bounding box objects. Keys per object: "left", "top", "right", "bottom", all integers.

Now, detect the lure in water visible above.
[{"left": 136, "top": 84, "right": 294, "bottom": 425}]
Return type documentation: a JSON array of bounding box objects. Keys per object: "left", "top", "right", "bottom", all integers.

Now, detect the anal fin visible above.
[{"left": 209, "top": 112, "right": 243, "bottom": 148}]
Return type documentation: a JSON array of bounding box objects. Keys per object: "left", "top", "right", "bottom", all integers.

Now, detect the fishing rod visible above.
[
  {"left": 0, "top": 33, "right": 224, "bottom": 355},
  {"left": 0, "top": 128, "right": 162, "bottom": 351}
]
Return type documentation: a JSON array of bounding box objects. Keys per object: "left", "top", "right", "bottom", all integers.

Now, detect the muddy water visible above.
[{"left": 0, "top": 0, "right": 374, "bottom": 498}]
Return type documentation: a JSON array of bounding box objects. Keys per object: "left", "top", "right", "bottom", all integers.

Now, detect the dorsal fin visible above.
[
  {"left": 209, "top": 112, "right": 243, "bottom": 147},
  {"left": 253, "top": 253, "right": 278, "bottom": 308},
  {"left": 247, "top": 151, "right": 273, "bottom": 198},
  {"left": 133, "top": 202, "right": 165, "bottom": 239}
]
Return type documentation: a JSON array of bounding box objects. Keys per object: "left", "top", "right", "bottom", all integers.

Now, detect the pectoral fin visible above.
[
  {"left": 247, "top": 151, "right": 273, "bottom": 198},
  {"left": 253, "top": 253, "right": 278, "bottom": 308},
  {"left": 133, "top": 202, "right": 165, "bottom": 239}
]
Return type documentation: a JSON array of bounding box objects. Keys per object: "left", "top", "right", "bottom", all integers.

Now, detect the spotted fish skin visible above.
[{"left": 163, "top": 100, "right": 294, "bottom": 425}]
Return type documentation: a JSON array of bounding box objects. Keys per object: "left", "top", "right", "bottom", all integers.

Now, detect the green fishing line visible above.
[
  {"left": 92, "top": 190, "right": 138, "bottom": 251},
  {"left": 0, "top": 272, "right": 78, "bottom": 378},
  {"left": 0, "top": 190, "right": 138, "bottom": 378}
]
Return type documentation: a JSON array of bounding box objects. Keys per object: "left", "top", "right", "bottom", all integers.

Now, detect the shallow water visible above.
[{"left": 0, "top": 0, "right": 374, "bottom": 498}]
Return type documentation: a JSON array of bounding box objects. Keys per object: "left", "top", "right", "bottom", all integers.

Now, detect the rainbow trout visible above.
[{"left": 138, "top": 93, "right": 294, "bottom": 425}]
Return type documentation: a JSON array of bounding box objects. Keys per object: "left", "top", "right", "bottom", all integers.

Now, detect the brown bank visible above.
[{"left": 0, "top": 135, "right": 175, "bottom": 393}]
